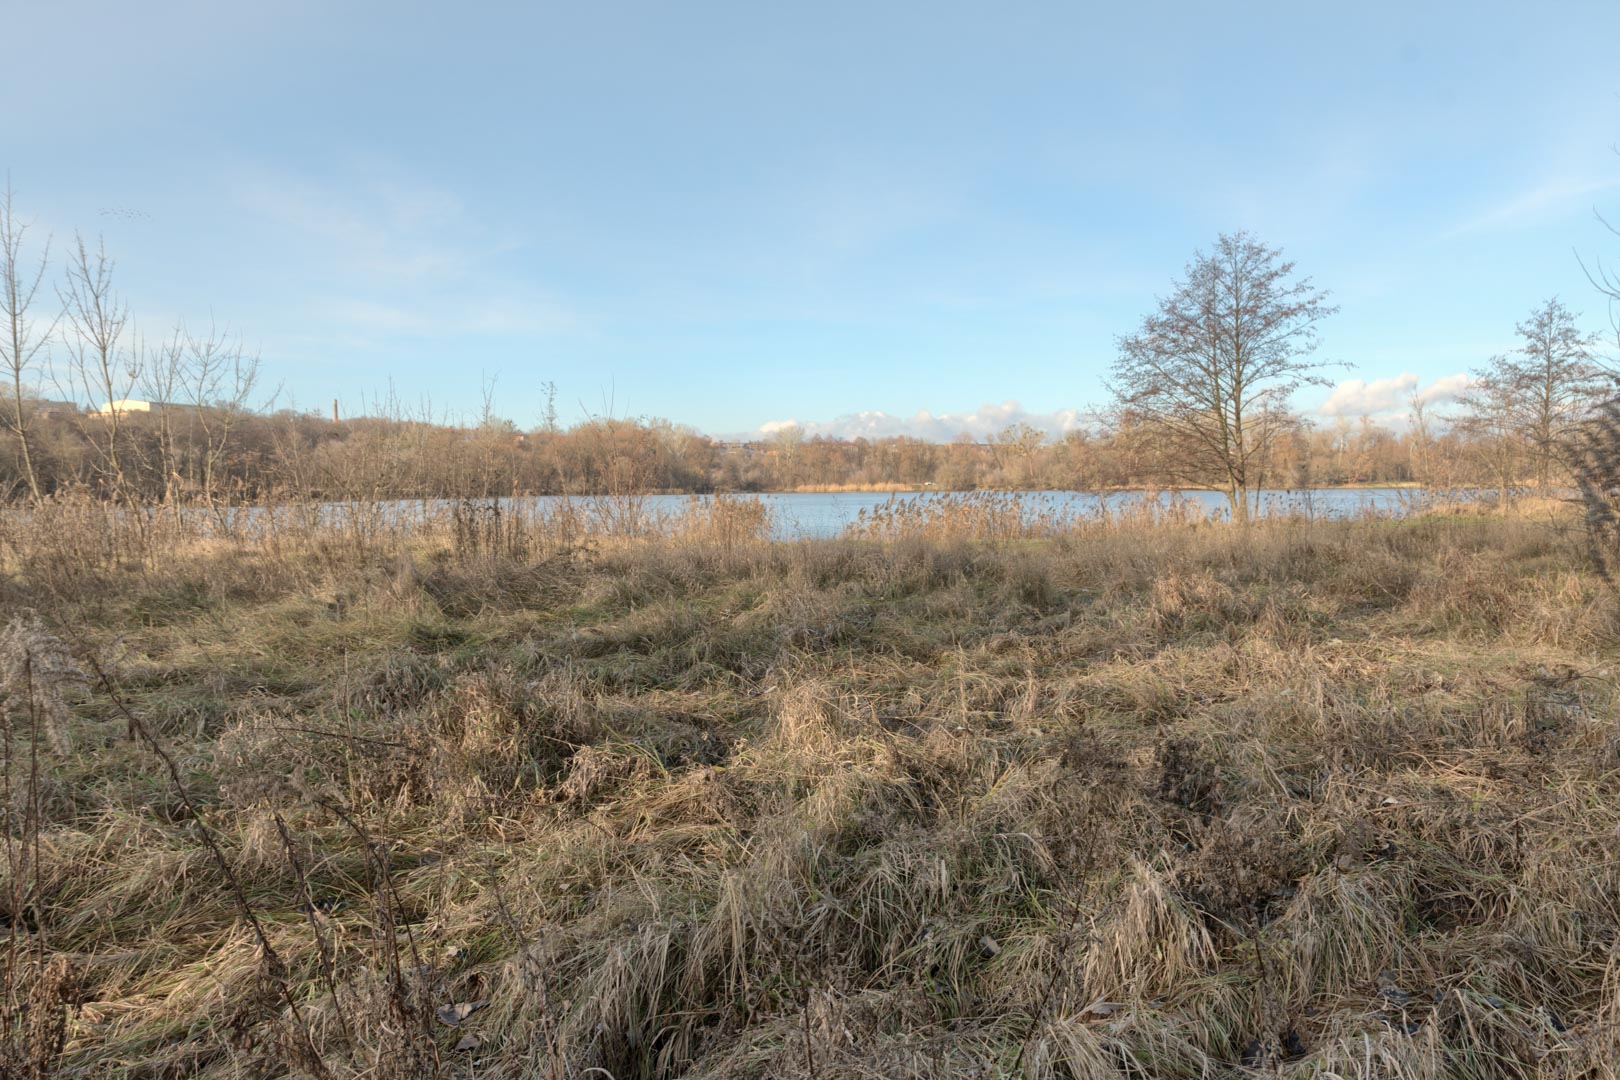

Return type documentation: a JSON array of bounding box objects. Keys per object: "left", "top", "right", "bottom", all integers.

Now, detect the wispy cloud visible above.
[
  {"left": 746, "top": 400, "right": 1090, "bottom": 442},
  {"left": 232, "top": 161, "right": 580, "bottom": 341},
  {"left": 235, "top": 172, "right": 474, "bottom": 283},
  {"left": 323, "top": 295, "right": 580, "bottom": 338},
  {"left": 1316, "top": 372, "right": 1470, "bottom": 418},
  {"left": 1446, "top": 174, "right": 1620, "bottom": 238},
  {"left": 788, "top": 160, "right": 963, "bottom": 259}
]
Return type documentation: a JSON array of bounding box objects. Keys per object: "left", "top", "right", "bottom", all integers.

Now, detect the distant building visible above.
[
  {"left": 32, "top": 400, "right": 78, "bottom": 418},
  {"left": 93, "top": 398, "right": 183, "bottom": 416}
]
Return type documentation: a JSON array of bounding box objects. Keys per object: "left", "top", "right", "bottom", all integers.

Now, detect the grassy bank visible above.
[{"left": 3, "top": 500, "right": 1619, "bottom": 1077}]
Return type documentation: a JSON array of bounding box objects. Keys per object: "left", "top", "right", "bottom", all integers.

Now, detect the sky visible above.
[{"left": 6, "top": 0, "right": 1620, "bottom": 439}]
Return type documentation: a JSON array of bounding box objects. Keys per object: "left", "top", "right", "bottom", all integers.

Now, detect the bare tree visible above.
[
  {"left": 993, "top": 422, "right": 1046, "bottom": 486},
  {"left": 57, "top": 235, "right": 138, "bottom": 502},
  {"left": 1456, "top": 374, "right": 1522, "bottom": 508},
  {"left": 539, "top": 379, "right": 559, "bottom": 435},
  {"left": 1578, "top": 167, "right": 1620, "bottom": 350},
  {"left": 0, "top": 182, "right": 57, "bottom": 502},
  {"left": 142, "top": 325, "right": 187, "bottom": 504},
  {"left": 771, "top": 424, "right": 804, "bottom": 490},
  {"left": 1108, "top": 231, "right": 1339, "bottom": 521},
  {"left": 1459, "top": 298, "right": 1606, "bottom": 496},
  {"left": 1407, "top": 386, "right": 1433, "bottom": 489},
  {"left": 180, "top": 322, "right": 260, "bottom": 515}
]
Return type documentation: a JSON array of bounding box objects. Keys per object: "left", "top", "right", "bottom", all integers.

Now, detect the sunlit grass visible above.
[{"left": 3, "top": 498, "right": 1618, "bottom": 1076}]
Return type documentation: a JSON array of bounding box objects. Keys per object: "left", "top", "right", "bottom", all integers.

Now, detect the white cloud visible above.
[
  {"left": 745, "top": 400, "right": 1091, "bottom": 442},
  {"left": 1317, "top": 373, "right": 1418, "bottom": 417},
  {"left": 1414, "top": 372, "right": 1471, "bottom": 405},
  {"left": 1316, "top": 372, "right": 1470, "bottom": 418},
  {"left": 754, "top": 380, "right": 1482, "bottom": 443}
]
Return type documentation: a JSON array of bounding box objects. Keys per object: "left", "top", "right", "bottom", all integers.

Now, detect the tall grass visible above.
[
  {"left": 0, "top": 496, "right": 1614, "bottom": 1077},
  {"left": 845, "top": 490, "right": 1215, "bottom": 542}
]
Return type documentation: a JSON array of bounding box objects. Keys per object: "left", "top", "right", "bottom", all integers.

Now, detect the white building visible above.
[{"left": 93, "top": 398, "right": 181, "bottom": 416}]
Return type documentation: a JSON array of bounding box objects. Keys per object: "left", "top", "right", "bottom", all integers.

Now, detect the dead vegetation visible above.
[{"left": 2, "top": 496, "right": 1620, "bottom": 1077}]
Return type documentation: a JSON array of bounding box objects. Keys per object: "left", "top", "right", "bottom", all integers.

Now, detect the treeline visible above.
[{"left": 0, "top": 394, "right": 1537, "bottom": 500}]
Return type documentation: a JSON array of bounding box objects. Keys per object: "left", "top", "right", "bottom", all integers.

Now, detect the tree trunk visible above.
[{"left": 1228, "top": 480, "right": 1249, "bottom": 524}]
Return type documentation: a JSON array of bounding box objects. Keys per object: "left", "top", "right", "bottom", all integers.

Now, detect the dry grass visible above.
[
  {"left": 2, "top": 496, "right": 1618, "bottom": 1077},
  {"left": 787, "top": 483, "right": 923, "bottom": 493}
]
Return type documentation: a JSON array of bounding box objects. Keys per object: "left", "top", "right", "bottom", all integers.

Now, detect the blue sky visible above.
[{"left": 7, "top": 0, "right": 1620, "bottom": 437}]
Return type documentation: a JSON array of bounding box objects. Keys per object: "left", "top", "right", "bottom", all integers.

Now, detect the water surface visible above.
[{"left": 578, "top": 487, "right": 1430, "bottom": 539}]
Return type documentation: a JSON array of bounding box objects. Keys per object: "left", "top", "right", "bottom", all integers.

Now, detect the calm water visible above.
[
  {"left": 221, "top": 487, "right": 1455, "bottom": 541},
  {"left": 577, "top": 487, "right": 1430, "bottom": 539}
]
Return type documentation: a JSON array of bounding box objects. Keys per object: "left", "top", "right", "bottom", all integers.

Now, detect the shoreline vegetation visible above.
[
  {"left": 6, "top": 493, "right": 1620, "bottom": 1076},
  {"left": 780, "top": 481, "right": 1430, "bottom": 494},
  {"left": 0, "top": 398, "right": 1467, "bottom": 504}
]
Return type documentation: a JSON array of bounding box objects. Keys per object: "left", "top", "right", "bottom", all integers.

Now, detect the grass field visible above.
[{"left": 4, "top": 497, "right": 1620, "bottom": 1077}]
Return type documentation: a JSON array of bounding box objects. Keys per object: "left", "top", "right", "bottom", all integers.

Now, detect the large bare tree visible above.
[
  {"left": 1108, "top": 231, "right": 1338, "bottom": 521},
  {"left": 0, "top": 182, "right": 57, "bottom": 502},
  {"left": 1459, "top": 298, "right": 1605, "bottom": 496}
]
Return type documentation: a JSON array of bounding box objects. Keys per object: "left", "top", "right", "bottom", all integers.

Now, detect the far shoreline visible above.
[{"left": 770, "top": 481, "right": 1426, "bottom": 494}]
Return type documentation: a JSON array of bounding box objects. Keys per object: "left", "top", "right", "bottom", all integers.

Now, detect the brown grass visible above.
[
  {"left": 787, "top": 483, "right": 924, "bottom": 493},
  {"left": 1, "top": 496, "right": 1618, "bottom": 1077}
]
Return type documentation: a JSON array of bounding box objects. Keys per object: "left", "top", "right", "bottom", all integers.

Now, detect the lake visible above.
[
  {"left": 213, "top": 487, "right": 1464, "bottom": 542},
  {"left": 576, "top": 487, "right": 1434, "bottom": 539}
]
